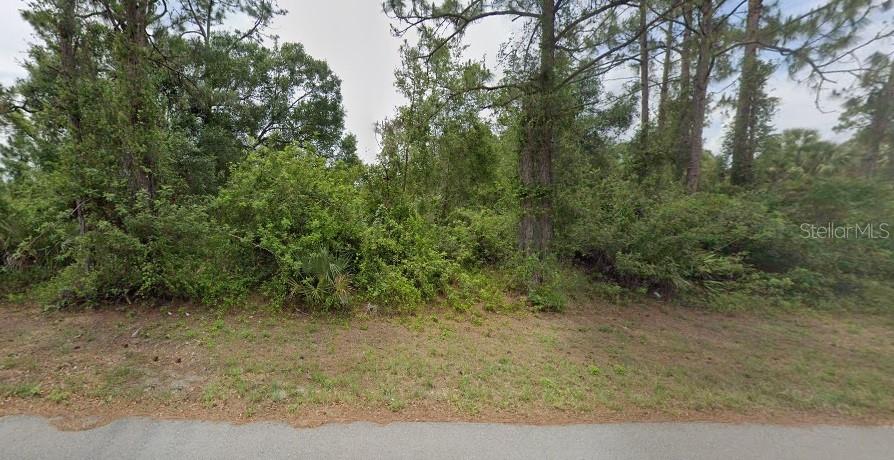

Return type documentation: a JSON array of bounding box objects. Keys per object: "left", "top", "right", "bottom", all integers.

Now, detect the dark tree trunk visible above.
[
  {"left": 121, "top": 0, "right": 157, "bottom": 202},
  {"left": 675, "top": 6, "right": 694, "bottom": 177},
  {"left": 639, "top": 0, "right": 650, "bottom": 137},
  {"left": 687, "top": 0, "right": 714, "bottom": 193},
  {"left": 866, "top": 62, "right": 894, "bottom": 178},
  {"left": 657, "top": 21, "right": 673, "bottom": 133},
  {"left": 535, "top": 0, "right": 555, "bottom": 259},
  {"left": 730, "top": 0, "right": 763, "bottom": 187},
  {"left": 519, "top": 0, "right": 556, "bottom": 265},
  {"left": 518, "top": 106, "right": 536, "bottom": 254}
]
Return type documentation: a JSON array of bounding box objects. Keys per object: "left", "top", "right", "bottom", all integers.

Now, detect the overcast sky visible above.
[{"left": 0, "top": 0, "right": 884, "bottom": 163}]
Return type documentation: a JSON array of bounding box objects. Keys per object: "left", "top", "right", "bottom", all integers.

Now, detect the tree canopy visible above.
[{"left": 1, "top": 0, "right": 892, "bottom": 313}]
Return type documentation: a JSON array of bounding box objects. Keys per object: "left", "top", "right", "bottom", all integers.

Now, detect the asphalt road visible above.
[{"left": 1, "top": 416, "right": 892, "bottom": 459}]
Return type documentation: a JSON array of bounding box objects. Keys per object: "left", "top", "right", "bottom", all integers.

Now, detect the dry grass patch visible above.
[{"left": 1, "top": 299, "right": 893, "bottom": 428}]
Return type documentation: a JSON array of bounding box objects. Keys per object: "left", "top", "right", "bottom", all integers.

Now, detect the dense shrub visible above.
[
  {"left": 128, "top": 199, "right": 248, "bottom": 304},
  {"left": 30, "top": 197, "right": 247, "bottom": 307},
  {"left": 0, "top": 173, "right": 74, "bottom": 295},
  {"left": 215, "top": 147, "right": 364, "bottom": 307},
  {"left": 763, "top": 178, "right": 894, "bottom": 297},
  {"left": 564, "top": 181, "right": 797, "bottom": 298},
  {"left": 356, "top": 203, "right": 455, "bottom": 311},
  {"left": 440, "top": 207, "right": 515, "bottom": 266}
]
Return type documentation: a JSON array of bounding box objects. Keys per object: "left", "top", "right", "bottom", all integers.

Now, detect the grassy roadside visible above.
[{"left": 2, "top": 298, "right": 893, "bottom": 429}]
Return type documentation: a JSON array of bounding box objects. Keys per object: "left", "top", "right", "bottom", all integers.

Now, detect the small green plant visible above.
[
  {"left": 288, "top": 247, "right": 352, "bottom": 310},
  {"left": 4, "top": 382, "right": 41, "bottom": 398},
  {"left": 47, "top": 388, "right": 70, "bottom": 403}
]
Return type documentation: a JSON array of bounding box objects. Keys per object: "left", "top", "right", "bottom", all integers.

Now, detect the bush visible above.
[
  {"left": 215, "top": 146, "right": 364, "bottom": 308},
  {"left": 509, "top": 255, "right": 567, "bottom": 311},
  {"left": 564, "top": 183, "right": 798, "bottom": 300},
  {"left": 31, "top": 196, "right": 247, "bottom": 307},
  {"left": 356, "top": 203, "right": 454, "bottom": 311},
  {"left": 0, "top": 173, "right": 73, "bottom": 295},
  {"left": 444, "top": 270, "right": 511, "bottom": 312},
  {"left": 440, "top": 207, "right": 515, "bottom": 266},
  {"left": 129, "top": 198, "right": 248, "bottom": 304},
  {"left": 768, "top": 178, "right": 894, "bottom": 308},
  {"left": 38, "top": 220, "right": 144, "bottom": 306},
  {"left": 562, "top": 173, "right": 894, "bottom": 309}
]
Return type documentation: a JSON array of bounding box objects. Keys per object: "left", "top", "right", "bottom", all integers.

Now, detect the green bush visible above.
[
  {"left": 0, "top": 173, "right": 74, "bottom": 295},
  {"left": 129, "top": 198, "right": 248, "bottom": 304},
  {"left": 441, "top": 207, "right": 515, "bottom": 266},
  {"left": 287, "top": 247, "right": 352, "bottom": 310},
  {"left": 215, "top": 146, "right": 364, "bottom": 308},
  {"left": 39, "top": 220, "right": 144, "bottom": 306},
  {"left": 560, "top": 173, "right": 893, "bottom": 309},
  {"left": 444, "top": 270, "right": 511, "bottom": 312},
  {"left": 509, "top": 255, "right": 567, "bottom": 311},
  {"left": 356, "top": 203, "right": 454, "bottom": 311},
  {"left": 30, "top": 197, "right": 247, "bottom": 307},
  {"left": 564, "top": 183, "right": 797, "bottom": 299},
  {"left": 768, "top": 178, "right": 893, "bottom": 308}
]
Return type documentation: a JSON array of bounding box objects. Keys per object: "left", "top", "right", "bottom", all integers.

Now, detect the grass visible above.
[{"left": 0, "top": 298, "right": 893, "bottom": 425}]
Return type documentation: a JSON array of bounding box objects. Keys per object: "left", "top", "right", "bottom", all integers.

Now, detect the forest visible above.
[{"left": 1, "top": 0, "right": 892, "bottom": 315}]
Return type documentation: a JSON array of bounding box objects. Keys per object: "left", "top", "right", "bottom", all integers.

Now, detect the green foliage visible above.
[
  {"left": 563, "top": 175, "right": 801, "bottom": 300},
  {"left": 357, "top": 203, "right": 454, "bottom": 311},
  {"left": 444, "top": 270, "right": 511, "bottom": 313},
  {"left": 2, "top": 0, "right": 892, "bottom": 316},
  {"left": 762, "top": 177, "right": 894, "bottom": 297},
  {"left": 441, "top": 208, "right": 515, "bottom": 266},
  {"left": 33, "top": 198, "right": 247, "bottom": 307},
  {"left": 509, "top": 256, "right": 567, "bottom": 312},
  {"left": 288, "top": 248, "right": 352, "bottom": 310},
  {"left": 216, "top": 147, "right": 363, "bottom": 307},
  {"left": 130, "top": 199, "right": 248, "bottom": 304}
]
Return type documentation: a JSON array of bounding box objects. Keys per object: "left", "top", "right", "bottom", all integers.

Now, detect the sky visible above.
[{"left": 0, "top": 0, "right": 885, "bottom": 163}]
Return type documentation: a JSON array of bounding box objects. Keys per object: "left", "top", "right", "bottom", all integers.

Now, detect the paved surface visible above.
[{"left": 1, "top": 416, "right": 892, "bottom": 459}]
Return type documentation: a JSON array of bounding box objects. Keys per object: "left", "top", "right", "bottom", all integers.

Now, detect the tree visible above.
[
  {"left": 373, "top": 37, "right": 497, "bottom": 216},
  {"left": 684, "top": 0, "right": 717, "bottom": 192},
  {"left": 335, "top": 133, "right": 360, "bottom": 165},
  {"left": 729, "top": 0, "right": 764, "bottom": 186},
  {"left": 639, "top": 0, "right": 651, "bottom": 137},
  {"left": 755, "top": 129, "right": 847, "bottom": 183},
  {"left": 0, "top": 0, "right": 351, "bottom": 302},
  {"left": 656, "top": 18, "right": 674, "bottom": 133},
  {"left": 723, "top": 60, "right": 777, "bottom": 179},
  {"left": 171, "top": 0, "right": 284, "bottom": 48},
  {"left": 161, "top": 2, "right": 346, "bottom": 191},
  {"left": 837, "top": 53, "right": 894, "bottom": 178},
  {"left": 386, "top": 0, "right": 672, "bottom": 265},
  {"left": 95, "top": 0, "right": 165, "bottom": 202}
]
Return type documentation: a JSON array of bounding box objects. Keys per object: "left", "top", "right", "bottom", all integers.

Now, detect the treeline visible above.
[{"left": 1, "top": 0, "right": 893, "bottom": 312}]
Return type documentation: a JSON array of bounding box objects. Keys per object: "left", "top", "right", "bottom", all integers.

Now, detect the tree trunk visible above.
[
  {"left": 121, "top": 0, "right": 157, "bottom": 202},
  {"left": 519, "top": 0, "right": 556, "bottom": 266},
  {"left": 535, "top": 0, "right": 555, "bottom": 259},
  {"left": 58, "top": 0, "right": 90, "bottom": 248},
  {"left": 657, "top": 22, "right": 673, "bottom": 133},
  {"left": 639, "top": 0, "right": 650, "bottom": 137},
  {"left": 866, "top": 62, "right": 894, "bottom": 178},
  {"left": 687, "top": 0, "right": 714, "bottom": 193},
  {"left": 518, "top": 106, "right": 537, "bottom": 256},
  {"left": 886, "top": 63, "right": 894, "bottom": 179},
  {"left": 730, "top": 0, "right": 763, "bottom": 186},
  {"left": 675, "top": 6, "right": 694, "bottom": 176}
]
